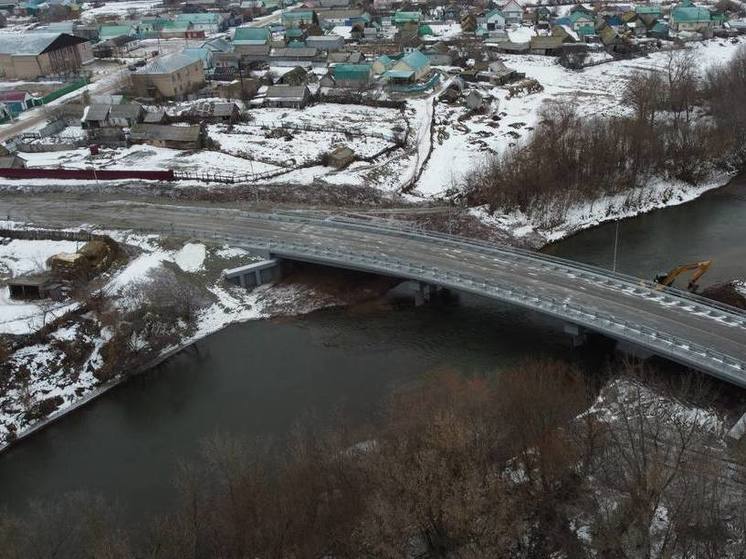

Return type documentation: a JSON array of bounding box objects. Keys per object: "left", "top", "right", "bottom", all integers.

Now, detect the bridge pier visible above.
[
  {"left": 414, "top": 282, "right": 433, "bottom": 306},
  {"left": 563, "top": 323, "right": 587, "bottom": 347},
  {"left": 222, "top": 259, "right": 281, "bottom": 290}
]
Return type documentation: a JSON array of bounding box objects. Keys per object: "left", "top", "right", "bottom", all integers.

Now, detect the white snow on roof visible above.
[{"left": 0, "top": 32, "right": 61, "bottom": 55}]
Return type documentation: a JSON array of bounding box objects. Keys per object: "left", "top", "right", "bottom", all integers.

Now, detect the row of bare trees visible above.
[
  {"left": 1, "top": 359, "right": 744, "bottom": 558},
  {"left": 464, "top": 49, "right": 746, "bottom": 225}
]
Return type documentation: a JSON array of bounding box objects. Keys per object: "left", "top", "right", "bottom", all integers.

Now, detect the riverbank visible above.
[
  {"left": 469, "top": 171, "right": 737, "bottom": 249},
  {"left": 0, "top": 224, "right": 397, "bottom": 452}
]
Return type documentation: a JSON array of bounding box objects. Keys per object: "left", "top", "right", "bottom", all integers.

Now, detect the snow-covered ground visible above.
[
  {"left": 80, "top": 0, "right": 163, "bottom": 23},
  {"left": 418, "top": 38, "right": 746, "bottom": 198},
  {"left": 0, "top": 224, "right": 352, "bottom": 449}
]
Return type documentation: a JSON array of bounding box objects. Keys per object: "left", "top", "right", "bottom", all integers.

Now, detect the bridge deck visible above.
[{"left": 5, "top": 199, "right": 746, "bottom": 388}]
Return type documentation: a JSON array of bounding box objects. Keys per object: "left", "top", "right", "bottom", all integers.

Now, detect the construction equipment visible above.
[{"left": 654, "top": 260, "right": 712, "bottom": 292}]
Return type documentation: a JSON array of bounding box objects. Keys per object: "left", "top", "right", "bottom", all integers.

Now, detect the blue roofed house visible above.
[
  {"left": 670, "top": 4, "right": 712, "bottom": 33},
  {"left": 385, "top": 49, "right": 430, "bottom": 83}
]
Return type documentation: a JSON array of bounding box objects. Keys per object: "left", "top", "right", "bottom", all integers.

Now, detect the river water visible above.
[{"left": 0, "top": 177, "right": 745, "bottom": 523}]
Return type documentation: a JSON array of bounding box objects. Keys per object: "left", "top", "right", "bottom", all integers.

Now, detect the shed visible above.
[
  {"left": 129, "top": 123, "right": 203, "bottom": 149},
  {"left": 143, "top": 109, "right": 167, "bottom": 124},
  {"left": 6, "top": 274, "right": 61, "bottom": 300},
  {"left": 264, "top": 85, "right": 311, "bottom": 108}
]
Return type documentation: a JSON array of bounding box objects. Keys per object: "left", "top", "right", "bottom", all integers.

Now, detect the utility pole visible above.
[{"left": 612, "top": 220, "right": 620, "bottom": 273}]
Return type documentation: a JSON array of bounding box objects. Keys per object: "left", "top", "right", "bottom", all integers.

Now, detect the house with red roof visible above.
[{"left": 0, "top": 90, "right": 33, "bottom": 113}]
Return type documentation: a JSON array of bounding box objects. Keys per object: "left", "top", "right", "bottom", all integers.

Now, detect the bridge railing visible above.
[{"left": 263, "top": 211, "right": 746, "bottom": 325}]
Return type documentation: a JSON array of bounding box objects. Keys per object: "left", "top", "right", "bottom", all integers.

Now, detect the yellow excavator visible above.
[{"left": 654, "top": 260, "right": 712, "bottom": 292}]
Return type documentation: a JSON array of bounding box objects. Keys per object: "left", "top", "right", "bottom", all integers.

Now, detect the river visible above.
[{"left": 0, "top": 177, "right": 744, "bottom": 524}]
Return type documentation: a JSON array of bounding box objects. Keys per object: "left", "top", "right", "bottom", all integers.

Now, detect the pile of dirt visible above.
[{"left": 701, "top": 281, "right": 746, "bottom": 309}]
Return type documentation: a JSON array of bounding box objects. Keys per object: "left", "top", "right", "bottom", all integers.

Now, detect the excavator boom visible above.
[{"left": 654, "top": 260, "right": 712, "bottom": 292}]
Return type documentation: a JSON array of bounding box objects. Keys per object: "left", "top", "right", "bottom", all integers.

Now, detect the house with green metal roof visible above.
[
  {"left": 649, "top": 20, "right": 669, "bottom": 38},
  {"left": 372, "top": 54, "right": 395, "bottom": 75},
  {"left": 139, "top": 17, "right": 167, "bottom": 36},
  {"left": 670, "top": 5, "right": 712, "bottom": 32},
  {"left": 285, "top": 27, "right": 305, "bottom": 40},
  {"left": 333, "top": 63, "right": 372, "bottom": 88},
  {"left": 99, "top": 24, "right": 136, "bottom": 40},
  {"left": 160, "top": 20, "right": 193, "bottom": 38},
  {"left": 635, "top": 4, "right": 662, "bottom": 17},
  {"left": 418, "top": 24, "right": 434, "bottom": 37},
  {"left": 175, "top": 12, "right": 224, "bottom": 33},
  {"left": 281, "top": 9, "right": 316, "bottom": 28},
  {"left": 182, "top": 47, "right": 214, "bottom": 69},
  {"left": 393, "top": 11, "right": 421, "bottom": 26},
  {"left": 568, "top": 10, "right": 595, "bottom": 31},
  {"left": 711, "top": 10, "right": 728, "bottom": 27},
  {"left": 576, "top": 23, "right": 596, "bottom": 37},
  {"left": 233, "top": 26, "right": 271, "bottom": 45},
  {"left": 388, "top": 49, "right": 430, "bottom": 81}
]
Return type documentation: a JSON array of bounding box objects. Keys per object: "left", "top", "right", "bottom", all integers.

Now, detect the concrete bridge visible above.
[{"left": 5, "top": 199, "right": 746, "bottom": 388}]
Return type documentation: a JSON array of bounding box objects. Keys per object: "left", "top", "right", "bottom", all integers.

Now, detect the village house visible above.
[
  {"left": 131, "top": 53, "right": 205, "bottom": 99},
  {"left": 0, "top": 32, "right": 91, "bottom": 79},
  {"left": 483, "top": 8, "right": 506, "bottom": 31},
  {"left": 500, "top": 0, "right": 524, "bottom": 24},
  {"left": 160, "top": 20, "right": 197, "bottom": 39},
  {"left": 129, "top": 123, "right": 203, "bottom": 150},
  {"left": 175, "top": 12, "right": 225, "bottom": 34},
  {"left": 82, "top": 102, "right": 143, "bottom": 128},
  {"left": 186, "top": 101, "right": 241, "bottom": 123},
  {"left": 393, "top": 11, "right": 421, "bottom": 27},
  {"left": 182, "top": 47, "right": 214, "bottom": 69},
  {"left": 385, "top": 49, "right": 430, "bottom": 83},
  {"left": 98, "top": 24, "right": 136, "bottom": 41},
  {"left": 332, "top": 63, "right": 371, "bottom": 88},
  {"left": 568, "top": 10, "right": 595, "bottom": 32},
  {"left": 278, "top": 65, "right": 308, "bottom": 86},
  {"left": 305, "top": 34, "right": 344, "bottom": 50},
  {"left": 264, "top": 85, "right": 311, "bottom": 108},
  {"left": 0, "top": 89, "right": 33, "bottom": 113},
  {"left": 233, "top": 27, "right": 272, "bottom": 56},
  {"left": 282, "top": 9, "right": 316, "bottom": 28},
  {"left": 269, "top": 46, "right": 320, "bottom": 66},
  {"left": 670, "top": 3, "right": 712, "bottom": 34}
]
